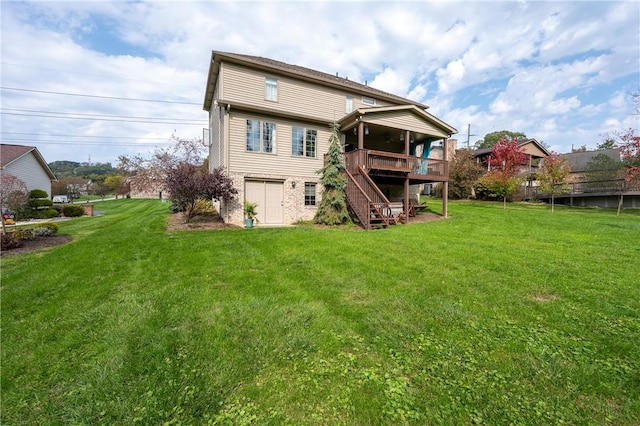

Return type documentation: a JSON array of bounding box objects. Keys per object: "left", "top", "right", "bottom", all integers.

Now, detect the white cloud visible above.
[{"left": 1, "top": 1, "right": 638, "bottom": 163}]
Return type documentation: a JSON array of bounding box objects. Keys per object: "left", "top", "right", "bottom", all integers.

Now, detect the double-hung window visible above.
[
  {"left": 246, "top": 119, "right": 276, "bottom": 153},
  {"left": 265, "top": 77, "right": 278, "bottom": 101},
  {"left": 291, "top": 127, "right": 317, "bottom": 158},
  {"left": 346, "top": 96, "right": 353, "bottom": 113},
  {"left": 304, "top": 183, "right": 317, "bottom": 206}
]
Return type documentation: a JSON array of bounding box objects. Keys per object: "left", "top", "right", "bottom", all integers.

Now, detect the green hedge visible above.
[{"left": 62, "top": 205, "right": 84, "bottom": 217}]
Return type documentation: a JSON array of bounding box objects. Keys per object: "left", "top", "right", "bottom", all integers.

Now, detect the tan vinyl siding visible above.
[
  {"left": 521, "top": 143, "right": 548, "bottom": 158},
  {"left": 227, "top": 111, "right": 329, "bottom": 178},
  {"left": 363, "top": 110, "right": 450, "bottom": 138},
  {"left": 221, "top": 62, "right": 392, "bottom": 122}
]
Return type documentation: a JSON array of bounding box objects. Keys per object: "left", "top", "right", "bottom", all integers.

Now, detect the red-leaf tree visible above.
[
  {"left": 484, "top": 136, "right": 528, "bottom": 208},
  {"left": 616, "top": 128, "right": 640, "bottom": 187},
  {"left": 164, "top": 163, "right": 237, "bottom": 222},
  {"left": 538, "top": 152, "right": 572, "bottom": 213}
]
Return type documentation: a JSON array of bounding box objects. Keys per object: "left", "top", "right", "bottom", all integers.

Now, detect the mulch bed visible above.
[
  {"left": 166, "top": 213, "right": 241, "bottom": 231},
  {"left": 1, "top": 235, "right": 74, "bottom": 258}
]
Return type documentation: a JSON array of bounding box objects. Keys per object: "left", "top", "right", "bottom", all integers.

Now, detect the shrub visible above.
[
  {"left": 51, "top": 204, "right": 64, "bottom": 214},
  {"left": 31, "top": 208, "right": 59, "bottom": 219},
  {"left": 35, "top": 222, "right": 59, "bottom": 234},
  {"left": 34, "top": 227, "right": 53, "bottom": 237},
  {"left": 0, "top": 233, "right": 22, "bottom": 250},
  {"left": 62, "top": 205, "right": 84, "bottom": 217},
  {"left": 28, "top": 198, "right": 54, "bottom": 210},
  {"left": 13, "top": 228, "right": 35, "bottom": 241},
  {"left": 192, "top": 198, "right": 217, "bottom": 216},
  {"left": 28, "top": 189, "right": 48, "bottom": 199}
]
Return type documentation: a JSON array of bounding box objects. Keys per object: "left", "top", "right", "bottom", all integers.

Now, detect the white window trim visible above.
[
  {"left": 361, "top": 96, "right": 376, "bottom": 106},
  {"left": 291, "top": 127, "right": 317, "bottom": 158},
  {"left": 246, "top": 119, "right": 277, "bottom": 154},
  {"left": 265, "top": 77, "right": 278, "bottom": 102}
]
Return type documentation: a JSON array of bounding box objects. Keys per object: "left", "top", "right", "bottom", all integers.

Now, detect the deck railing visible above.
[
  {"left": 343, "top": 150, "right": 448, "bottom": 179},
  {"left": 346, "top": 168, "right": 389, "bottom": 229},
  {"left": 535, "top": 178, "right": 640, "bottom": 197}
]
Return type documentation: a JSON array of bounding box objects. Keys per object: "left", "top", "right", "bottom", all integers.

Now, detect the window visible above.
[
  {"left": 305, "top": 183, "right": 316, "bottom": 206},
  {"left": 246, "top": 119, "right": 260, "bottom": 152},
  {"left": 265, "top": 77, "right": 278, "bottom": 101},
  {"left": 263, "top": 122, "right": 276, "bottom": 153},
  {"left": 292, "top": 127, "right": 304, "bottom": 156},
  {"left": 246, "top": 119, "right": 276, "bottom": 153},
  {"left": 361, "top": 96, "right": 376, "bottom": 106},
  {"left": 291, "top": 127, "right": 317, "bottom": 158},
  {"left": 346, "top": 96, "right": 353, "bottom": 113}
]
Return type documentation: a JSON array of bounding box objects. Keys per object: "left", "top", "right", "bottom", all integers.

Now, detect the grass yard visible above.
[{"left": 1, "top": 199, "right": 639, "bottom": 425}]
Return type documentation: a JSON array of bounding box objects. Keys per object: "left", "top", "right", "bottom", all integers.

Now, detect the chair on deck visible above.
[{"left": 408, "top": 199, "right": 428, "bottom": 217}]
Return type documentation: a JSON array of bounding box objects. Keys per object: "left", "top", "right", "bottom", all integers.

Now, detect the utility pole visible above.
[{"left": 466, "top": 124, "right": 476, "bottom": 149}]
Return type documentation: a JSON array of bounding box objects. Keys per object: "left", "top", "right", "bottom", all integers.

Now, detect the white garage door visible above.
[{"left": 245, "top": 180, "right": 284, "bottom": 225}]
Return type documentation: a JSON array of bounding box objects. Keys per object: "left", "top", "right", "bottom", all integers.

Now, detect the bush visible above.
[
  {"left": 13, "top": 228, "right": 35, "bottom": 241},
  {"left": 62, "top": 205, "right": 84, "bottom": 217},
  {"left": 193, "top": 198, "right": 217, "bottom": 216},
  {"left": 34, "top": 227, "right": 53, "bottom": 237},
  {"left": 28, "top": 189, "right": 48, "bottom": 199},
  {"left": 51, "top": 204, "right": 64, "bottom": 214},
  {"left": 29, "top": 198, "right": 53, "bottom": 209},
  {"left": 35, "top": 222, "right": 59, "bottom": 234},
  {"left": 31, "top": 208, "right": 59, "bottom": 219},
  {"left": 0, "top": 233, "right": 22, "bottom": 250}
]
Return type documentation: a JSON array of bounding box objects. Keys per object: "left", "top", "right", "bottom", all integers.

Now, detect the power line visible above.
[
  {"left": 0, "top": 139, "right": 171, "bottom": 147},
  {"left": 0, "top": 131, "right": 170, "bottom": 140},
  {"left": 1, "top": 107, "right": 204, "bottom": 123},
  {"left": 1, "top": 111, "right": 204, "bottom": 125},
  {"left": 0, "top": 86, "right": 201, "bottom": 105}
]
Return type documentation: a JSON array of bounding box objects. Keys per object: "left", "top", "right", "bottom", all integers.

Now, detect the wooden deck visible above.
[{"left": 344, "top": 149, "right": 448, "bottom": 183}]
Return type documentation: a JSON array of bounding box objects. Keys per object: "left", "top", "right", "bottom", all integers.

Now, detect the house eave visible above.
[
  {"left": 204, "top": 50, "right": 430, "bottom": 111},
  {"left": 217, "top": 100, "right": 336, "bottom": 127}
]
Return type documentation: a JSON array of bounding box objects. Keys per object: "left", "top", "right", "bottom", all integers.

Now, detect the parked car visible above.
[{"left": 52, "top": 195, "right": 69, "bottom": 203}]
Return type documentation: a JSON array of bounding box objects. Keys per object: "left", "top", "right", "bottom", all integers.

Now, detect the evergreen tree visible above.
[{"left": 314, "top": 123, "right": 351, "bottom": 225}]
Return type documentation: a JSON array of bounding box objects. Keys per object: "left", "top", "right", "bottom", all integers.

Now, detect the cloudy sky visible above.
[{"left": 1, "top": 1, "right": 639, "bottom": 165}]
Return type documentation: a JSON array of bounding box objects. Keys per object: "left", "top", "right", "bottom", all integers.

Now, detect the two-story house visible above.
[
  {"left": 471, "top": 139, "right": 550, "bottom": 199},
  {"left": 203, "top": 51, "right": 457, "bottom": 228}
]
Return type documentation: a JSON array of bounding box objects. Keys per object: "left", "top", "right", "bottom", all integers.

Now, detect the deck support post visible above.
[
  {"left": 442, "top": 138, "right": 449, "bottom": 218},
  {"left": 358, "top": 121, "right": 364, "bottom": 150},
  {"left": 404, "top": 129, "right": 411, "bottom": 224},
  {"left": 404, "top": 177, "right": 410, "bottom": 224}
]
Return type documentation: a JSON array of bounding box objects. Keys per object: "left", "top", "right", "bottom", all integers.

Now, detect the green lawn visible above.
[{"left": 2, "top": 199, "right": 639, "bottom": 425}]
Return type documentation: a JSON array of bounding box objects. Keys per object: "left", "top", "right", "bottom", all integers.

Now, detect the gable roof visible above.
[
  {"left": 338, "top": 105, "right": 457, "bottom": 138},
  {"left": 203, "top": 51, "right": 429, "bottom": 111},
  {"left": 471, "top": 139, "right": 550, "bottom": 158},
  {"left": 0, "top": 143, "right": 57, "bottom": 180},
  {"left": 559, "top": 149, "right": 621, "bottom": 173}
]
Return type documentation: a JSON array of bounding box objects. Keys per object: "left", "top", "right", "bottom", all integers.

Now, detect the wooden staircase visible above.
[{"left": 345, "top": 166, "right": 398, "bottom": 230}]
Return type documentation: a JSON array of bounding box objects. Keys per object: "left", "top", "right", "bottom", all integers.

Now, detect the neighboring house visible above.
[
  {"left": 471, "top": 139, "right": 550, "bottom": 199},
  {"left": 0, "top": 143, "right": 57, "bottom": 196},
  {"left": 558, "top": 149, "right": 622, "bottom": 182},
  {"left": 542, "top": 149, "right": 639, "bottom": 208},
  {"left": 203, "top": 51, "right": 457, "bottom": 228},
  {"left": 471, "top": 139, "right": 550, "bottom": 174}
]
